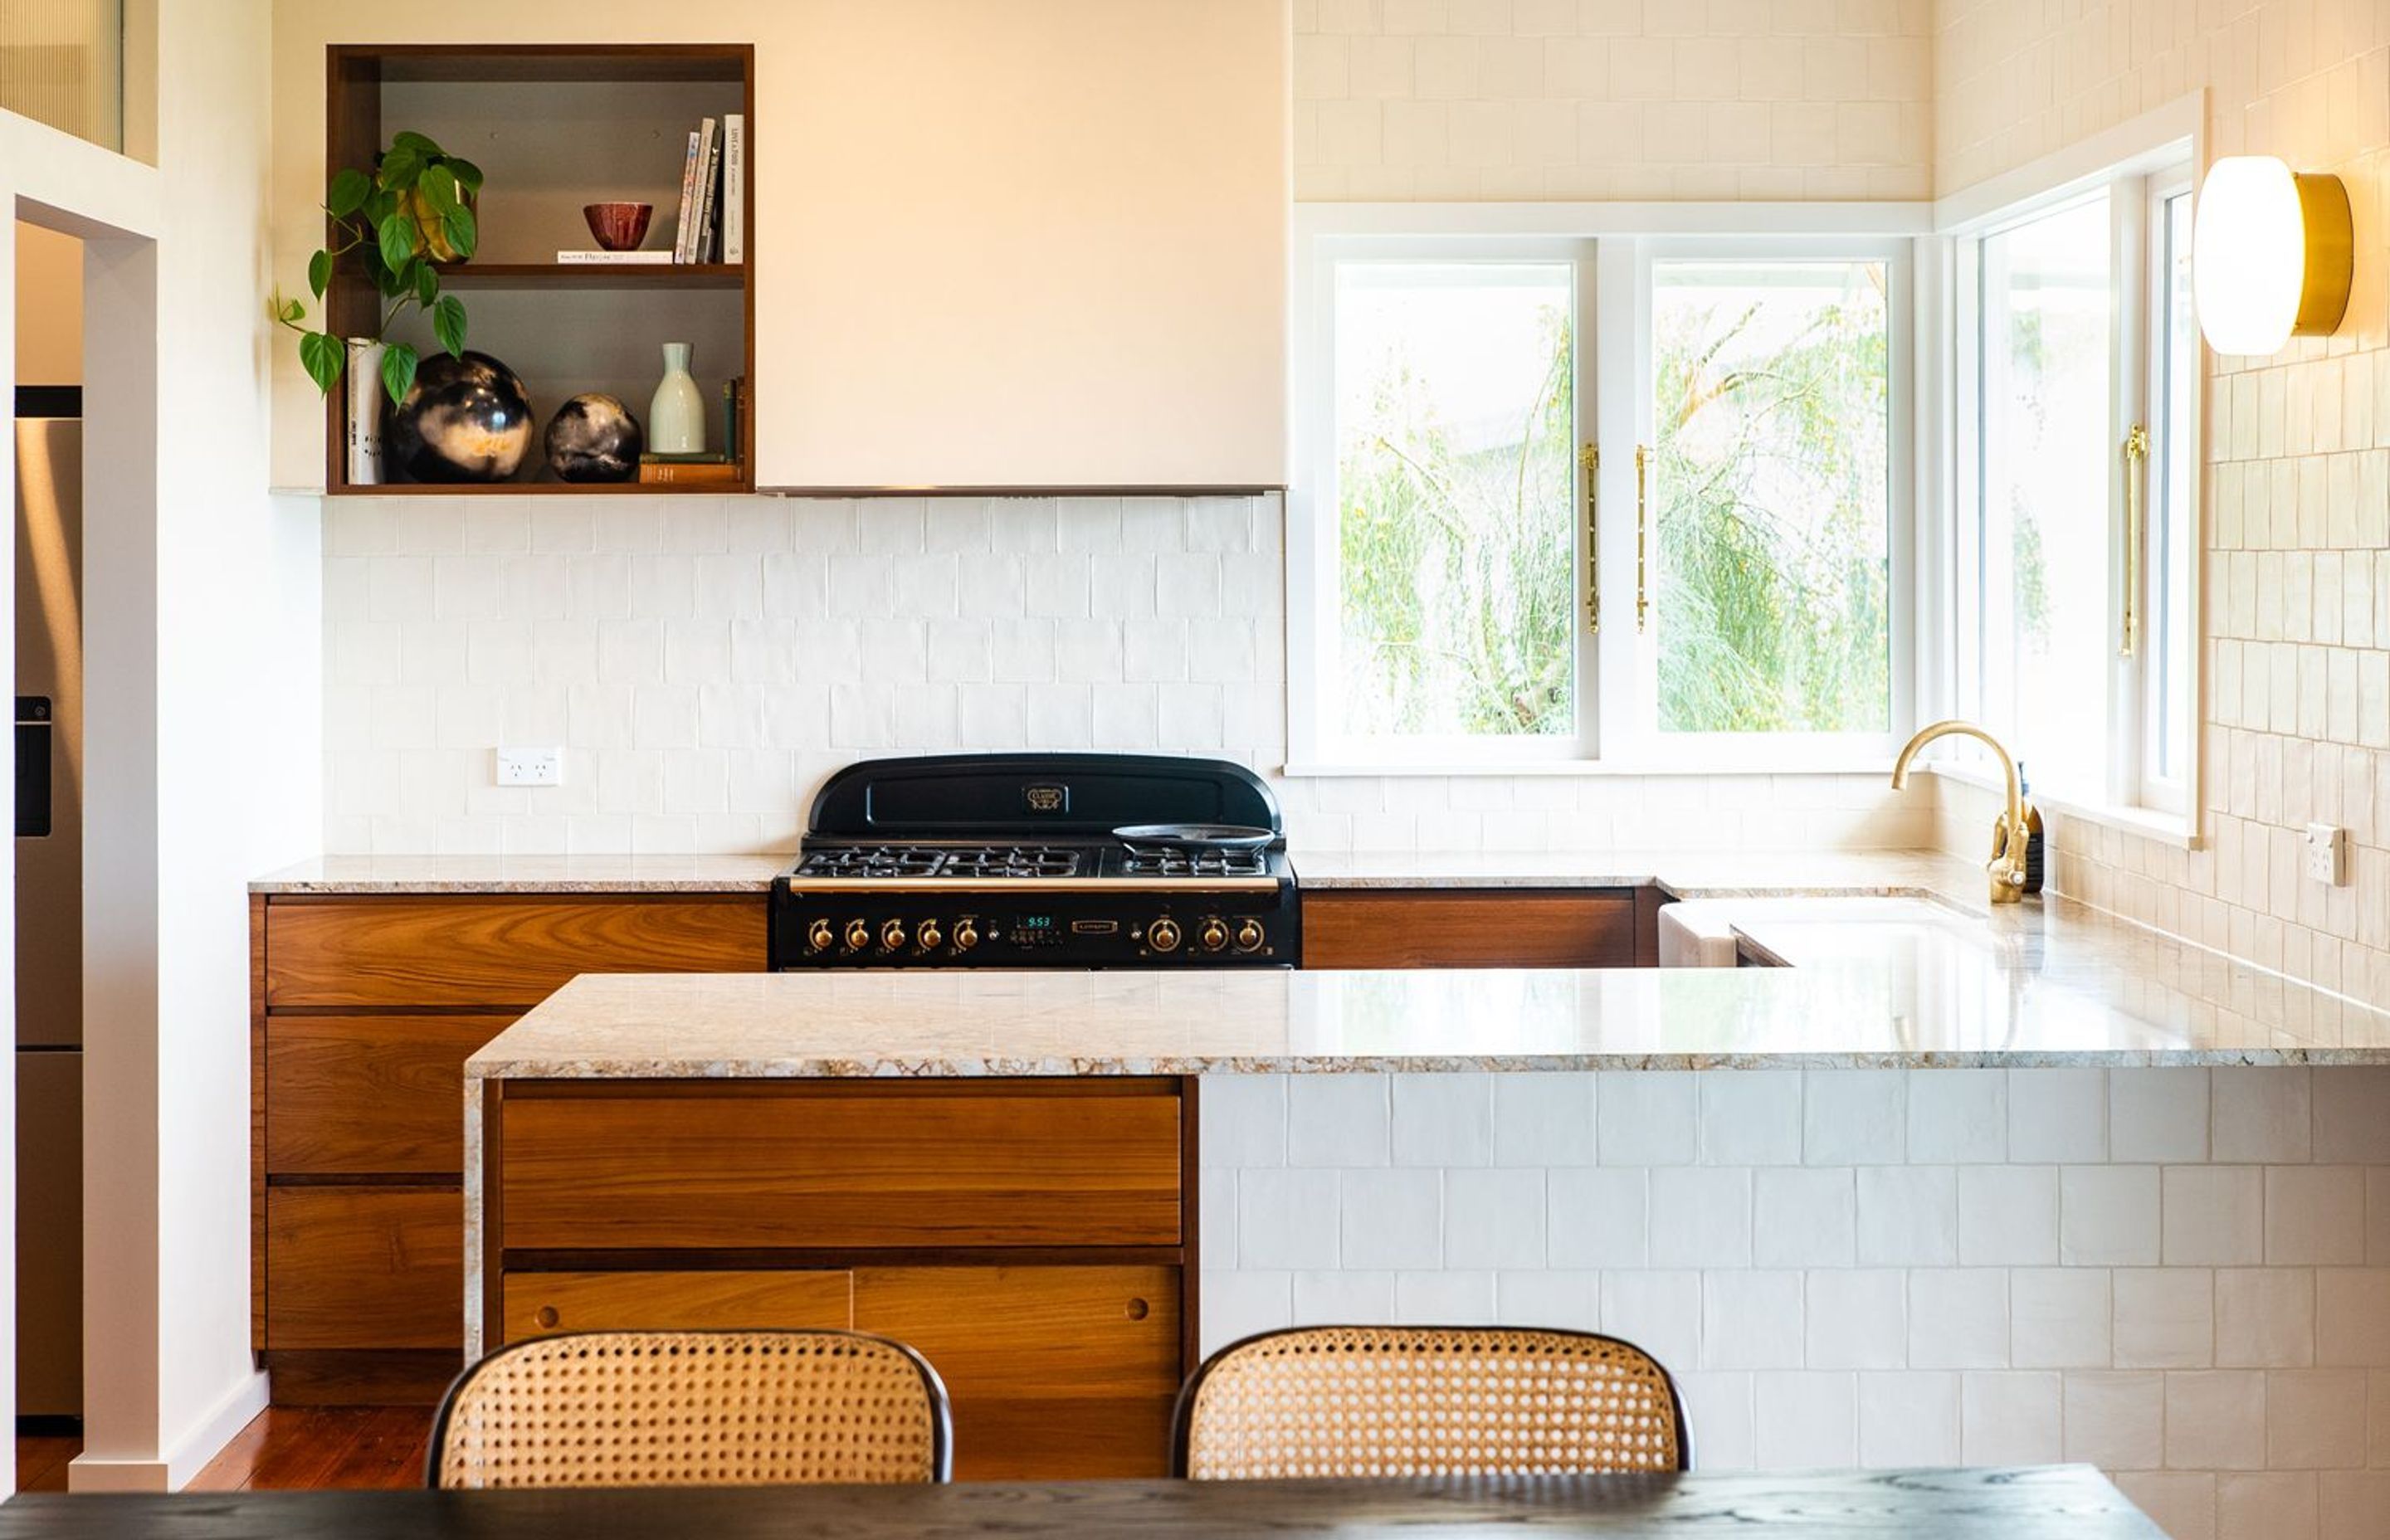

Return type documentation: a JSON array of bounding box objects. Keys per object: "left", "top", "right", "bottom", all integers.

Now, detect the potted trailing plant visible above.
[{"left": 272, "top": 130, "right": 482, "bottom": 482}]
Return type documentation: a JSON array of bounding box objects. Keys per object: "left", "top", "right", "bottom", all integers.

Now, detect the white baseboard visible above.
[{"left": 66, "top": 1368, "right": 271, "bottom": 1493}]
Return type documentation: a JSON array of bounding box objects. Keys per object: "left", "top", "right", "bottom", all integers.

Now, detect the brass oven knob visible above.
[
  {"left": 1234, "top": 919, "right": 1266, "bottom": 953},
  {"left": 1148, "top": 918, "right": 1183, "bottom": 953},
  {"left": 844, "top": 919, "right": 871, "bottom": 951},
  {"left": 1198, "top": 919, "right": 1229, "bottom": 953},
  {"left": 918, "top": 919, "right": 944, "bottom": 951},
  {"left": 807, "top": 919, "right": 835, "bottom": 953},
  {"left": 954, "top": 920, "right": 979, "bottom": 952},
  {"left": 880, "top": 919, "right": 908, "bottom": 952}
]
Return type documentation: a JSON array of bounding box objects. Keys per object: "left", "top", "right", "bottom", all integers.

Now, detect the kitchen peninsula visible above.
[{"left": 461, "top": 885, "right": 2390, "bottom": 1490}]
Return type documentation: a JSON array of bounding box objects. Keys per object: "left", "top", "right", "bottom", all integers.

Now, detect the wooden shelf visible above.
[
  {"left": 326, "top": 477, "right": 751, "bottom": 498},
  {"left": 435, "top": 263, "right": 746, "bottom": 290},
  {"left": 323, "top": 42, "right": 756, "bottom": 497}
]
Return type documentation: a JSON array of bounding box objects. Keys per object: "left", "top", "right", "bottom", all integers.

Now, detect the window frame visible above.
[
  {"left": 1287, "top": 205, "right": 1929, "bottom": 776},
  {"left": 1934, "top": 97, "right": 2203, "bottom": 841}
]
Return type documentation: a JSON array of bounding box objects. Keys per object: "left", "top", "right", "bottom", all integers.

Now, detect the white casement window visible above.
[
  {"left": 1288, "top": 215, "right": 1918, "bottom": 772},
  {"left": 1944, "top": 116, "right": 2200, "bottom": 830}
]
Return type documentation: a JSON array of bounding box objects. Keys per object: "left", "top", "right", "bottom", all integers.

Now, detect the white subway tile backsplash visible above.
[
  {"left": 1600, "top": 1270, "right": 1702, "bottom": 1375},
  {"left": 2006, "top": 1070, "right": 2106, "bottom": 1164},
  {"left": 1857, "top": 1370, "right": 1960, "bottom": 1469},
  {"left": 2061, "top": 1165, "right": 2162, "bottom": 1266},
  {"left": 1908, "top": 1270, "right": 2008, "bottom": 1370},
  {"left": 1958, "top": 1166, "right": 2060, "bottom": 1266},
  {"left": 1649, "top": 1167, "right": 1753, "bottom": 1269},
  {"left": 2266, "top": 1167, "right": 2367, "bottom": 1265},
  {"left": 1856, "top": 1166, "right": 1958, "bottom": 1267},
  {"left": 1804, "top": 1270, "right": 1905, "bottom": 1370},
  {"left": 1288, "top": 1075, "right": 1391, "bottom": 1167},
  {"left": 1444, "top": 1168, "right": 1546, "bottom": 1268},
  {"left": 2167, "top": 1371, "right": 2270, "bottom": 1474},
  {"left": 1753, "top": 1167, "right": 1856, "bottom": 1268},
  {"left": 2213, "top": 1070, "right": 2314, "bottom": 1164},
  {"left": 1805, "top": 1070, "right": 1904, "bottom": 1165},
  {"left": 1491, "top": 1072, "right": 1599, "bottom": 1166},
  {"left": 2065, "top": 1372, "right": 2165, "bottom": 1470},
  {"left": 1238, "top": 1168, "right": 1341, "bottom": 1270},
  {"left": 1494, "top": 1270, "right": 1600, "bottom": 1332},
  {"left": 1392, "top": 1074, "right": 1494, "bottom": 1167},
  {"left": 2217, "top": 1270, "right": 2316, "bottom": 1371},
  {"left": 1700, "top": 1071, "right": 1803, "bottom": 1166},
  {"left": 2011, "top": 1268, "right": 2111, "bottom": 1369},
  {"left": 2165, "top": 1167, "right": 2268, "bottom": 1266},
  {"left": 1703, "top": 1270, "right": 1806, "bottom": 1371},
  {"left": 2114, "top": 1269, "right": 2217, "bottom": 1371},
  {"left": 1393, "top": 1270, "right": 1497, "bottom": 1323},
  {"left": 1547, "top": 1168, "right": 1650, "bottom": 1269},
  {"left": 1597, "top": 1072, "right": 1699, "bottom": 1166},
  {"left": 1753, "top": 1372, "right": 1857, "bottom": 1468},
  {"left": 1906, "top": 1070, "right": 2006, "bottom": 1164},
  {"left": 1339, "top": 1168, "right": 1444, "bottom": 1270}
]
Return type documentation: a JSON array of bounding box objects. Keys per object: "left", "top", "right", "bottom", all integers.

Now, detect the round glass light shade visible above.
[{"left": 2193, "top": 156, "right": 2352, "bottom": 355}]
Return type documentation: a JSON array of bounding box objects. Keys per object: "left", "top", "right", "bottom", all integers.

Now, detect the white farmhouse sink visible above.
[{"left": 1658, "top": 895, "right": 1983, "bottom": 967}]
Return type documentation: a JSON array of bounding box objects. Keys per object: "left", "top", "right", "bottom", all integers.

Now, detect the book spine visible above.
[
  {"left": 638, "top": 461, "right": 743, "bottom": 485},
  {"left": 697, "top": 121, "right": 723, "bottom": 263},
  {"left": 688, "top": 117, "right": 719, "bottom": 264},
  {"left": 721, "top": 115, "right": 745, "bottom": 266},
  {"left": 554, "top": 250, "right": 676, "bottom": 264},
  {"left": 671, "top": 129, "right": 701, "bottom": 262}
]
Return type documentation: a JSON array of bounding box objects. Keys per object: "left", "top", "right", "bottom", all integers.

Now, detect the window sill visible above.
[
  {"left": 1284, "top": 758, "right": 1903, "bottom": 779},
  {"left": 1924, "top": 763, "right": 2201, "bottom": 850}
]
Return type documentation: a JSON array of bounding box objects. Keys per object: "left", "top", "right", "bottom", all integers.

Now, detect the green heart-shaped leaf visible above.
[
  {"left": 441, "top": 203, "right": 477, "bottom": 260},
  {"left": 306, "top": 248, "right": 333, "bottom": 300},
  {"left": 326, "top": 168, "right": 371, "bottom": 217},
  {"left": 298, "top": 330, "right": 343, "bottom": 395},
  {"left": 377, "top": 212, "right": 417, "bottom": 275},
  {"left": 432, "top": 294, "right": 468, "bottom": 358},
  {"left": 380, "top": 341, "right": 420, "bottom": 407},
  {"left": 417, "top": 163, "right": 457, "bottom": 214}
]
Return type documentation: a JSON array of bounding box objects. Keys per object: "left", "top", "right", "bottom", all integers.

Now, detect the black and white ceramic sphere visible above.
[
  {"left": 388, "top": 351, "right": 534, "bottom": 483},
  {"left": 544, "top": 392, "right": 644, "bottom": 483}
]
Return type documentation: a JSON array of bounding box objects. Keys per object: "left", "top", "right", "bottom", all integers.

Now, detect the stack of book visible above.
[
  {"left": 637, "top": 376, "right": 747, "bottom": 485},
  {"left": 670, "top": 114, "right": 744, "bottom": 265}
]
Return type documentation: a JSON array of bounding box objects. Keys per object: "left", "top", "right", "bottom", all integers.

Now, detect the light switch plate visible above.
[
  {"left": 2305, "top": 822, "right": 2347, "bottom": 886},
  {"left": 496, "top": 747, "right": 564, "bottom": 787}
]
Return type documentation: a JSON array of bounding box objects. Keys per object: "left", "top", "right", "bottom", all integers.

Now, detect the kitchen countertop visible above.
[
  {"left": 462, "top": 855, "right": 2390, "bottom": 1075},
  {"left": 250, "top": 847, "right": 1965, "bottom": 895}
]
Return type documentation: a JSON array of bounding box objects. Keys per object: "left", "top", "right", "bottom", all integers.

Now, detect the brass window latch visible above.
[
  {"left": 2120, "top": 422, "right": 2149, "bottom": 658},
  {"left": 1580, "top": 442, "right": 1600, "bottom": 633}
]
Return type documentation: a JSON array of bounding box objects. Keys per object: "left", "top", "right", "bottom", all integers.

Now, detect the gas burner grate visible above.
[
  {"left": 1116, "top": 846, "right": 1272, "bottom": 878},
  {"left": 793, "top": 844, "right": 1087, "bottom": 880}
]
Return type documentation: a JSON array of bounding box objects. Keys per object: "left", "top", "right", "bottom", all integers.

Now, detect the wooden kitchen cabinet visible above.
[
  {"left": 756, "top": 0, "right": 1288, "bottom": 490},
  {"left": 251, "top": 892, "right": 769, "bottom": 1404},
  {"left": 481, "top": 1078, "right": 1197, "bottom": 1480},
  {"left": 1301, "top": 889, "right": 1644, "bottom": 970}
]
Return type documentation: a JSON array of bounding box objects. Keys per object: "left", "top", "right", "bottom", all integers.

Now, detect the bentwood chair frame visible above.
[
  {"left": 427, "top": 1328, "right": 954, "bottom": 1489},
  {"left": 1171, "top": 1324, "right": 1694, "bottom": 1479}
]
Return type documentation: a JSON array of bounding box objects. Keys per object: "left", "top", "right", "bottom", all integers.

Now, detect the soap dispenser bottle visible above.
[{"left": 2015, "top": 762, "right": 2045, "bottom": 894}]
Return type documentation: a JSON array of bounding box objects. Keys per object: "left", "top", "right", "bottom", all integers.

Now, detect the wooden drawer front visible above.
[
  {"left": 1302, "top": 890, "right": 1637, "bottom": 970},
  {"left": 265, "top": 1187, "right": 461, "bottom": 1351},
  {"left": 267, "top": 1015, "right": 510, "bottom": 1175},
  {"left": 501, "top": 1270, "right": 854, "bottom": 1344},
  {"left": 500, "top": 1084, "right": 1183, "bottom": 1250},
  {"left": 264, "top": 896, "right": 768, "bottom": 1009},
  {"left": 853, "top": 1265, "right": 1181, "bottom": 1481}
]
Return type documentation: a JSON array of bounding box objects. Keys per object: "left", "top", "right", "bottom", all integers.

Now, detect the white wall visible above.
[
  {"left": 1202, "top": 1065, "right": 2390, "bottom": 1540},
  {"left": 1, "top": 0, "right": 318, "bottom": 1493},
  {"left": 1292, "top": 0, "right": 1936, "bottom": 201},
  {"left": 1932, "top": 0, "right": 2390, "bottom": 1014},
  {"left": 319, "top": 494, "right": 1927, "bottom": 855}
]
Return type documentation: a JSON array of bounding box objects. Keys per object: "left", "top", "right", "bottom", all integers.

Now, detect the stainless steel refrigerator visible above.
[{"left": 15, "top": 395, "right": 80, "bottom": 1424}]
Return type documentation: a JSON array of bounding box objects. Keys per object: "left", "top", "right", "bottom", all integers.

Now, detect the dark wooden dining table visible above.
[{"left": 0, "top": 1465, "right": 2164, "bottom": 1536}]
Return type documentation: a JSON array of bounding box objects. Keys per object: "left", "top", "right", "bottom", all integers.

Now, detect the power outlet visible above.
[
  {"left": 496, "top": 747, "right": 564, "bottom": 787},
  {"left": 2305, "top": 822, "right": 2348, "bottom": 886}
]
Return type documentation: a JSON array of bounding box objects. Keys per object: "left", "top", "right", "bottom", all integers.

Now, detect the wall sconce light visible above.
[{"left": 2192, "top": 156, "right": 2353, "bottom": 355}]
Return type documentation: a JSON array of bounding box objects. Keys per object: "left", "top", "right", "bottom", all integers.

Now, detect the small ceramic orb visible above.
[{"left": 544, "top": 392, "right": 644, "bottom": 483}]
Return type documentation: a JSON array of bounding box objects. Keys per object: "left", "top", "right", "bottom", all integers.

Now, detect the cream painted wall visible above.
[
  {"left": 12, "top": 221, "right": 80, "bottom": 384},
  {"left": 1291, "top": 0, "right": 1936, "bottom": 201},
  {"left": 1932, "top": 0, "right": 2390, "bottom": 1061},
  {"left": 1, "top": 0, "right": 319, "bottom": 1494}
]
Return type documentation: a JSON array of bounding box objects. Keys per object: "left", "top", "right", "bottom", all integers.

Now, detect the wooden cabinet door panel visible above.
[
  {"left": 267, "top": 1015, "right": 512, "bottom": 1175},
  {"left": 265, "top": 1187, "right": 461, "bottom": 1351},
  {"left": 500, "top": 1084, "right": 1183, "bottom": 1250},
  {"left": 264, "top": 896, "right": 767, "bottom": 1008},
  {"left": 500, "top": 1270, "right": 854, "bottom": 1344},
  {"left": 852, "top": 1265, "right": 1180, "bottom": 1480},
  {"left": 1302, "top": 891, "right": 1636, "bottom": 970}
]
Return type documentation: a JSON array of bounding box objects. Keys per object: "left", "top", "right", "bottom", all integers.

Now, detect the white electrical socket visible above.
[
  {"left": 2305, "top": 822, "right": 2348, "bottom": 886},
  {"left": 496, "top": 747, "right": 564, "bottom": 787}
]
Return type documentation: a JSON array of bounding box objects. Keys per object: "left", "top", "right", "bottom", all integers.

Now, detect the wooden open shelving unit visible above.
[{"left": 323, "top": 43, "right": 754, "bottom": 495}]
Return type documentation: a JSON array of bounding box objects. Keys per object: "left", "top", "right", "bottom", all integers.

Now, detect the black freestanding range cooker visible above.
[{"left": 769, "top": 753, "right": 1299, "bottom": 969}]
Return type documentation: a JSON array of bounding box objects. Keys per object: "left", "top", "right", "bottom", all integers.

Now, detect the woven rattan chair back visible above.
[
  {"left": 1172, "top": 1325, "right": 1690, "bottom": 1479},
  {"left": 428, "top": 1329, "right": 953, "bottom": 1489}
]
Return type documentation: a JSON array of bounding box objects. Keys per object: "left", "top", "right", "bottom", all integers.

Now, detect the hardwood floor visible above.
[{"left": 15, "top": 1407, "right": 433, "bottom": 1494}]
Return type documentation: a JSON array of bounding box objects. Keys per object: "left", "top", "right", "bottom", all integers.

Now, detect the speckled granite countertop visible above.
[
  {"left": 463, "top": 873, "right": 2390, "bottom": 1076},
  {"left": 251, "top": 847, "right": 1965, "bottom": 896}
]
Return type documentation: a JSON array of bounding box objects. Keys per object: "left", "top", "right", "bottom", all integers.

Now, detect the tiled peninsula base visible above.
[{"left": 1199, "top": 1067, "right": 2390, "bottom": 1540}]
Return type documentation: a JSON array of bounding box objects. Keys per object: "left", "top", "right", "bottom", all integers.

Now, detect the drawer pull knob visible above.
[
  {"left": 535, "top": 1306, "right": 560, "bottom": 1329},
  {"left": 1125, "top": 1297, "right": 1149, "bottom": 1321}
]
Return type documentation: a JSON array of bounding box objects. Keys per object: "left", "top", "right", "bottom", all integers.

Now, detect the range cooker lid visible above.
[{"left": 806, "top": 753, "right": 1281, "bottom": 842}]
